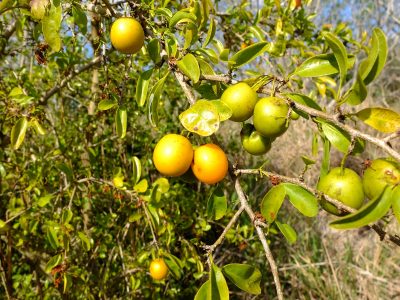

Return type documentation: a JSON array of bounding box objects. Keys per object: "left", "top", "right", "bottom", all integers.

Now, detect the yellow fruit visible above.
[
  {"left": 149, "top": 258, "right": 168, "bottom": 280},
  {"left": 153, "top": 134, "right": 193, "bottom": 177},
  {"left": 110, "top": 17, "right": 144, "bottom": 54},
  {"left": 191, "top": 144, "right": 228, "bottom": 184}
]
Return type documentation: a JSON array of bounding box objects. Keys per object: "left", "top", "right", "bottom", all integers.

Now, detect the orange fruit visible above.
[
  {"left": 191, "top": 144, "right": 228, "bottom": 184},
  {"left": 149, "top": 258, "right": 168, "bottom": 280},
  {"left": 153, "top": 134, "right": 193, "bottom": 177},
  {"left": 110, "top": 17, "right": 144, "bottom": 54}
]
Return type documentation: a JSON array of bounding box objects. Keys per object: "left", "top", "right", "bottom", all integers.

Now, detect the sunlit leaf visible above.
[
  {"left": 229, "top": 42, "right": 269, "bottom": 68},
  {"left": 210, "top": 264, "right": 229, "bottom": 300},
  {"left": 282, "top": 183, "right": 318, "bottom": 217},
  {"left": 320, "top": 121, "right": 364, "bottom": 154},
  {"left": 136, "top": 68, "right": 153, "bottom": 107},
  {"left": 356, "top": 107, "right": 400, "bottom": 133},
  {"left": 147, "top": 71, "right": 169, "bottom": 127},
  {"left": 11, "top": 117, "right": 28, "bottom": 150},
  {"left": 260, "top": 184, "right": 286, "bottom": 223},
  {"left": 275, "top": 221, "right": 297, "bottom": 244},
  {"left": 294, "top": 54, "right": 354, "bottom": 77},
  {"left": 323, "top": 32, "right": 348, "bottom": 90},
  {"left": 115, "top": 106, "right": 127, "bottom": 139},
  {"left": 207, "top": 186, "right": 227, "bottom": 220},
  {"left": 42, "top": 4, "right": 62, "bottom": 52},
  {"left": 98, "top": 99, "right": 117, "bottom": 111},
  {"left": 222, "top": 264, "right": 261, "bottom": 294},
  {"left": 177, "top": 53, "right": 200, "bottom": 83}
]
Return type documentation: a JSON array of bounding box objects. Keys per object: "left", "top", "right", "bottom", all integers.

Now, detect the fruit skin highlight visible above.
[
  {"left": 149, "top": 258, "right": 168, "bottom": 280},
  {"left": 191, "top": 143, "right": 228, "bottom": 184},
  {"left": 220, "top": 82, "right": 258, "bottom": 122},
  {"left": 362, "top": 158, "right": 400, "bottom": 200},
  {"left": 153, "top": 134, "right": 194, "bottom": 177},
  {"left": 253, "top": 97, "right": 289, "bottom": 138},
  {"left": 110, "top": 17, "right": 145, "bottom": 54},
  {"left": 241, "top": 124, "right": 273, "bottom": 156},
  {"left": 317, "top": 167, "right": 365, "bottom": 215}
]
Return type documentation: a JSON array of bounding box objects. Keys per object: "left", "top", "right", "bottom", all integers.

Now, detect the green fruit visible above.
[
  {"left": 317, "top": 167, "right": 365, "bottom": 215},
  {"left": 290, "top": 110, "right": 300, "bottom": 120},
  {"left": 362, "top": 158, "right": 400, "bottom": 199},
  {"left": 253, "top": 97, "right": 289, "bottom": 138},
  {"left": 241, "top": 124, "right": 273, "bottom": 156},
  {"left": 220, "top": 82, "right": 258, "bottom": 122}
]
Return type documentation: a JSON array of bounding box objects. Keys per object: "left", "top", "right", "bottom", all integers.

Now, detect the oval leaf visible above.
[
  {"left": 363, "top": 28, "right": 388, "bottom": 85},
  {"left": 320, "top": 121, "right": 364, "bottom": 154},
  {"left": 210, "top": 264, "right": 229, "bottom": 300},
  {"left": 194, "top": 280, "right": 210, "bottom": 300},
  {"left": 179, "top": 100, "right": 220, "bottom": 136},
  {"left": 131, "top": 156, "right": 142, "bottom": 185},
  {"left": 275, "top": 221, "right": 297, "bottom": 244},
  {"left": 294, "top": 54, "right": 354, "bottom": 77},
  {"left": 147, "top": 72, "right": 169, "bottom": 127},
  {"left": 330, "top": 186, "right": 393, "bottom": 229},
  {"left": 203, "top": 18, "right": 216, "bottom": 47},
  {"left": 164, "top": 253, "right": 183, "bottom": 280},
  {"left": 229, "top": 41, "right": 269, "bottom": 68},
  {"left": 11, "top": 117, "right": 28, "bottom": 150},
  {"left": 282, "top": 183, "right": 318, "bottom": 217},
  {"left": 207, "top": 186, "right": 227, "bottom": 221},
  {"left": 323, "top": 32, "right": 348, "bottom": 90},
  {"left": 147, "top": 39, "right": 161, "bottom": 64},
  {"left": 356, "top": 107, "right": 400, "bottom": 133},
  {"left": 222, "top": 264, "right": 261, "bottom": 295},
  {"left": 115, "top": 106, "right": 127, "bottom": 139},
  {"left": 177, "top": 53, "right": 200, "bottom": 83},
  {"left": 98, "top": 99, "right": 117, "bottom": 111},
  {"left": 260, "top": 184, "right": 286, "bottom": 223},
  {"left": 42, "top": 4, "right": 62, "bottom": 52},
  {"left": 45, "top": 254, "right": 62, "bottom": 273},
  {"left": 169, "top": 11, "right": 197, "bottom": 29},
  {"left": 77, "top": 231, "right": 91, "bottom": 251},
  {"left": 136, "top": 68, "right": 153, "bottom": 107}
]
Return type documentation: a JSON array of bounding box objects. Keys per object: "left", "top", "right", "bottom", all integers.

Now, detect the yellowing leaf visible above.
[
  {"left": 11, "top": 117, "right": 28, "bottom": 150},
  {"left": 356, "top": 107, "right": 400, "bottom": 133}
]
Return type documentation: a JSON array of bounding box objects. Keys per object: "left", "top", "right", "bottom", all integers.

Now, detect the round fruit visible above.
[
  {"left": 362, "top": 158, "right": 400, "bottom": 199},
  {"left": 110, "top": 17, "right": 145, "bottom": 54},
  {"left": 149, "top": 258, "right": 168, "bottom": 280},
  {"left": 153, "top": 134, "right": 193, "bottom": 177},
  {"left": 220, "top": 82, "right": 258, "bottom": 122},
  {"left": 253, "top": 97, "right": 289, "bottom": 138},
  {"left": 317, "top": 167, "right": 365, "bottom": 215},
  {"left": 241, "top": 124, "right": 273, "bottom": 156},
  {"left": 191, "top": 144, "right": 228, "bottom": 184}
]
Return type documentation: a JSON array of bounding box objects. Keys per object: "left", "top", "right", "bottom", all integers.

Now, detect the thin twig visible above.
[{"left": 173, "top": 71, "right": 196, "bottom": 105}]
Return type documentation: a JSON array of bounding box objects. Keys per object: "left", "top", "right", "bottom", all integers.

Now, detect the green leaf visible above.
[
  {"left": 275, "top": 221, "right": 297, "bottom": 244},
  {"left": 222, "top": 264, "right": 261, "bottom": 295},
  {"left": 30, "top": 0, "right": 49, "bottom": 20},
  {"left": 210, "top": 100, "right": 232, "bottom": 121},
  {"left": 61, "top": 209, "right": 73, "bottom": 224},
  {"left": 321, "top": 137, "right": 330, "bottom": 177},
  {"left": 210, "top": 264, "right": 229, "bottom": 300},
  {"left": 282, "top": 183, "right": 318, "bottom": 217},
  {"left": 147, "top": 39, "right": 161, "bottom": 64},
  {"left": 0, "top": 219, "right": 7, "bottom": 229},
  {"left": 147, "top": 71, "right": 169, "bottom": 127},
  {"left": 136, "top": 68, "right": 153, "bottom": 107},
  {"left": 283, "top": 92, "right": 322, "bottom": 113},
  {"left": 179, "top": 100, "right": 220, "bottom": 136},
  {"left": 392, "top": 186, "right": 400, "bottom": 224},
  {"left": 177, "top": 53, "right": 200, "bottom": 83},
  {"left": 98, "top": 99, "right": 117, "bottom": 111},
  {"left": 153, "top": 177, "right": 169, "bottom": 193},
  {"left": 45, "top": 254, "right": 62, "bottom": 273},
  {"left": 30, "top": 118, "right": 46, "bottom": 135},
  {"left": 183, "top": 23, "right": 198, "bottom": 49},
  {"left": 356, "top": 107, "right": 400, "bottom": 133},
  {"left": 323, "top": 32, "right": 348, "bottom": 91},
  {"left": 42, "top": 4, "right": 62, "bottom": 52},
  {"left": 229, "top": 41, "right": 269, "bottom": 68},
  {"left": 301, "top": 155, "right": 316, "bottom": 166},
  {"left": 320, "top": 121, "right": 364, "bottom": 154},
  {"left": 342, "top": 72, "right": 367, "bottom": 105},
  {"left": 330, "top": 186, "right": 393, "bottom": 229},
  {"left": 294, "top": 54, "right": 354, "bottom": 77},
  {"left": 362, "top": 28, "right": 388, "bottom": 85},
  {"left": 37, "top": 194, "right": 53, "bottom": 207},
  {"left": 131, "top": 156, "right": 142, "bottom": 185},
  {"left": 72, "top": 5, "right": 87, "bottom": 34},
  {"left": 134, "top": 179, "right": 148, "bottom": 193},
  {"left": 164, "top": 253, "right": 183, "bottom": 280},
  {"left": 203, "top": 18, "right": 216, "bottom": 47},
  {"left": 207, "top": 186, "right": 227, "bottom": 220},
  {"left": 11, "top": 117, "right": 28, "bottom": 150},
  {"left": 260, "top": 184, "right": 286, "bottom": 223},
  {"left": 57, "top": 163, "right": 74, "bottom": 182},
  {"left": 77, "top": 231, "right": 91, "bottom": 251},
  {"left": 194, "top": 280, "right": 210, "bottom": 300},
  {"left": 115, "top": 106, "right": 127, "bottom": 139},
  {"left": 169, "top": 11, "right": 197, "bottom": 29},
  {"left": 165, "top": 33, "right": 178, "bottom": 57},
  {"left": 153, "top": 7, "right": 173, "bottom": 19},
  {"left": 47, "top": 226, "right": 59, "bottom": 250}
]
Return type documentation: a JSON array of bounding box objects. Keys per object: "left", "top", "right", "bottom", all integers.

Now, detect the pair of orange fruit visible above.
[{"left": 152, "top": 134, "right": 228, "bottom": 184}]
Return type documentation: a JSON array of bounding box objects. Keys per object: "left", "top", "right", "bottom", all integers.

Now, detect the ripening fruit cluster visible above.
[
  {"left": 317, "top": 158, "right": 400, "bottom": 215},
  {"left": 152, "top": 134, "right": 228, "bottom": 185},
  {"left": 220, "top": 82, "right": 297, "bottom": 156}
]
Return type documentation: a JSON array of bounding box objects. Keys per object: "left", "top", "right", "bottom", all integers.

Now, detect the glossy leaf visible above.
[
  {"left": 98, "top": 99, "right": 117, "bottom": 111},
  {"left": 323, "top": 32, "right": 348, "bottom": 90},
  {"left": 342, "top": 72, "right": 367, "bottom": 105},
  {"left": 229, "top": 41, "right": 269, "bottom": 68},
  {"left": 210, "top": 264, "right": 229, "bottom": 300},
  {"left": 147, "top": 39, "right": 161, "bottom": 64},
  {"left": 203, "top": 18, "right": 216, "bottom": 47},
  {"left": 210, "top": 100, "right": 232, "bottom": 121},
  {"left": 260, "top": 184, "right": 286, "bottom": 223},
  {"left": 30, "top": 0, "right": 49, "bottom": 20},
  {"left": 222, "top": 264, "right": 261, "bottom": 295},
  {"left": 275, "top": 221, "right": 297, "bottom": 244},
  {"left": 11, "top": 117, "right": 28, "bottom": 150},
  {"left": 207, "top": 186, "right": 227, "bottom": 220},
  {"left": 294, "top": 54, "right": 354, "bottom": 77},
  {"left": 356, "top": 107, "right": 400, "bottom": 133},
  {"left": 320, "top": 121, "right": 364, "bottom": 154},
  {"left": 42, "top": 4, "right": 62, "bottom": 52},
  {"left": 115, "top": 106, "right": 127, "bottom": 139},
  {"left": 177, "top": 53, "right": 200, "bottom": 83},
  {"left": 183, "top": 23, "right": 198, "bottom": 49},
  {"left": 134, "top": 179, "right": 148, "bottom": 193},
  {"left": 45, "top": 254, "right": 62, "bottom": 273},
  {"left": 147, "top": 71, "right": 169, "bottom": 127},
  {"left": 169, "top": 11, "right": 197, "bottom": 29},
  {"left": 136, "top": 68, "right": 153, "bottom": 107},
  {"left": 284, "top": 92, "right": 322, "bottom": 111},
  {"left": 282, "top": 183, "right": 318, "bottom": 217},
  {"left": 330, "top": 186, "right": 393, "bottom": 229},
  {"left": 131, "top": 156, "right": 142, "bottom": 185},
  {"left": 179, "top": 100, "right": 220, "bottom": 136},
  {"left": 164, "top": 253, "right": 183, "bottom": 279},
  {"left": 392, "top": 186, "right": 400, "bottom": 224},
  {"left": 194, "top": 280, "right": 210, "bottom": 300}
]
